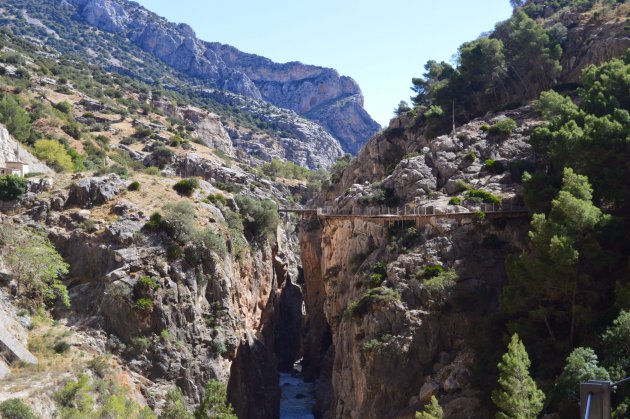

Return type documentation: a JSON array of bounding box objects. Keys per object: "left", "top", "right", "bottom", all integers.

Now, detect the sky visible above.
[{"left": 134, "top": 0, "right": 514, "bottom": 126}]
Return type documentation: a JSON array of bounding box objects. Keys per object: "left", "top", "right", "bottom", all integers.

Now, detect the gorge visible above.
[{"left": 0, "top": 0, "right": 630, "bottom": 418}]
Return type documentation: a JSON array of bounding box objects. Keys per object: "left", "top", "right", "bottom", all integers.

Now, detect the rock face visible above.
[
  {"left": 62, "top": 0, "right": 380, "bottom": 155},
  {"left": 299, "top": 106, "right": 538, "bottom": 418},
  {"left": 183, "top": 108, "right": 235, "bottom": 157},
  {"left": 0, "top": 124, "right": 53, "bottom": 174}
]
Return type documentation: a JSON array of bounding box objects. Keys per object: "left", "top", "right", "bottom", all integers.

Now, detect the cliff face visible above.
[
  {"left": 59, "top": 0, "right": 380, "bottom": 156},
  {"left": 299, "top": 107, "right": 539, "bottom": 417}
]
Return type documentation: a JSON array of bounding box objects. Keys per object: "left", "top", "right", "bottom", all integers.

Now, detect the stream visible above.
[{"left": 279, "top": 364, "right": 316, "bottom": 419}]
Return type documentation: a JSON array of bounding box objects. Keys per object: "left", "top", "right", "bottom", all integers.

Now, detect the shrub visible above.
[
  {"left": 345, "top": 287, "right": 401, "bottom": 319},
  {"left": 127, "top": 181, "right": 141, "bottom": 191},
  {"left": 0, "top": 94, "right": 31, "bottom": 143},
  {"left": 330, "top": 154, "right": 353, "bottom": 183},
  {"left": 150, "top": 146, "right": 174, "bottom": 168},
  {"left": 205, "top": 193, "right": 227, "bottom": 207},
  {"left": 423, "top": 269, "right": 458, "bottom": 293},
  {"left": 448, "top": 197, "right": 462, "bottom": 206},
  {"left": 144, "top": 166, "right": 161, "bottom": 176},
  {"left": 0, "top": 399, "right": 37, "bottom": 419},
  {"left": 194, "top": 228, "right": 227, "bottom": 257},
  {"left": 173, "top": 178, "right": 200, "bottom": 197},
  {"left": 0, "top": 175, "right": 27, "bottom": 201},
  {"left": 136, "top": 276, "right": 159, "bottom": 292},
  {"left": 144, "top": 212, "right": 164, "bottom": 231},
  {"left": 466, "top": 189, "right": 501, "bottom": 205},
  {"left": 62, "top": 123, "right": 82, "bottom": 140},
  {"left": 54, "top": 339, "right": 71, "bottom": 354},
  {"left": 487, "top": 118, "right": 517, "bottom": 136},
  {"left": 422, "top": 265, "right": 446, "bottom": 279},
  {"left": 54, "top": 101, "right": 73, "bottom": 115},
  {"left": 234, "top": 195, "right": 279, "bottom": 240},
  {"left": 134, "top": 298, "right": 154, "bottom": 313},
  {"left": 485, "top": 159, "right": 506, "bottom": 174},
  {"left": 33, "top": 139, "right": 74, "bottom": 172}
]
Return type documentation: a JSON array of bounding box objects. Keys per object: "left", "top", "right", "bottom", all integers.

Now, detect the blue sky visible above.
[{"left": 135, "top": 0, "right": 513, "bottom": 126}]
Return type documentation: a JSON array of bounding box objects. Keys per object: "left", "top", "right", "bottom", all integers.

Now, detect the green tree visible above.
[
  {"left": 494, "top": 9, "right": 562, "bottom": 98},
  {"left": 193, "top": 380, "right": 236, "bottom": 419},
  {"left": 553, "top": 347, "right": 609, "bottom": 416},
  {"left": 1, "top": 227, "right": 70, "bottom": 308},
  {"left": 0, "top": 94, "right": 31, "bottom": 144},
  {"left": 492, "top": 334, "right": 545, "bottom": 419},
  {"left": 457, "top": 37, "right": 507, "bottom": 109},
  {"left": 502, "top": 169, "right": 605, "bottom": 355},
  {"left": 0, "top": 174, "right": 27, "bottom": 201},
  {"left": 160, "top": 387, "right": 193, "bottom": 419},
  {"left": 601, "top": 310, "right": 630, "bottom": 378},
  {"left": 234, "top": 195, "right": 279, "bottom": 241},
  {"left": 415, "top": 396, "right": 443, "bottom": 419},
  {"left": 33, "top": 139, "right": 74, "bottom": 172}
]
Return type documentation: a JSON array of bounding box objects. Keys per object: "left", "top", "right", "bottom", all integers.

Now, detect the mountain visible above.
[{"left": 0, "top": 0, "right": 380, "bottom": 163}]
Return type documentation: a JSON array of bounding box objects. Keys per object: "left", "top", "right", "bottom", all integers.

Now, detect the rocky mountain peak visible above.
[{"left": 59, "top": 0, "right": 380, "bottom": 156}]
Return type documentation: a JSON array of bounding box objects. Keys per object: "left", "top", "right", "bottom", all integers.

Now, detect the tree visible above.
[
  {"left": 552, "top": 347, "right": 609, "bottom": 416},
  {"left": 33, "top": 139, "right": 74, "bottom": 172},
  {"left": 492, "top": 334, "right": 545, "bottom": 419},
  {"left": 502, "top": 168, "right": 605, "bottom": 358},
  {"left": 394, "top": 100, "right": 411, "bottom": 116},
  {"left": 415, "top": 396, "right": 443, "bottom": 419},
  {"left": 0, "top": 398, "right": 37, "bottom": 419},
  {"left": 160, "top": 387, "right": 193, "bottom": 419},
  {"left": 193, "top": 380, "right": 236, "bottom": 419},
  {"left": 0, "top": 94, "right": 31, "bottom": 144},
  {"left": 0, "top": 227, "right": 70, "bottom": 308},
  {"left": 601, "top": 310, "right": 630, "bottom": 378},
  {"left": 0, "top": 174, "right": 27, "bottom": 201},
  {"left": 457, "top": 37, "right": 507, "bottom": 109}
]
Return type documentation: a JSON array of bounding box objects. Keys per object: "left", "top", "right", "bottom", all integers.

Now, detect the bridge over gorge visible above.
[{"left": 279, "top": 203, "right": 530, "bottom": 226}]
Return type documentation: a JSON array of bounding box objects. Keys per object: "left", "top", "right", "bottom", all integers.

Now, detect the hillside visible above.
[
  {"left": 0, "top": 0, "right": 629, "bottom": 419},
  {"left": 0, "top": 0, "right": 380, "bottom": 161}
]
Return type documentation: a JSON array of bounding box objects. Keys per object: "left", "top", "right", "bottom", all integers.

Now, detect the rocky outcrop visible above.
[
  {"left": 65, "top": 174, "right": 125, "bottom": 208},
  {"left": 183, "top": 108, "right": 235, "bottom": 157},
  {"left": 299, "top": 106, "right": 538, "bottom": 418},
  {"left": 0, "top": 124, "right": 53, "bottom": 174}
]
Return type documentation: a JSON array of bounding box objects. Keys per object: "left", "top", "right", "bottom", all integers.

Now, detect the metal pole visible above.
[{"left": 585, "top": 393, "right": 592, "bottom": 419}]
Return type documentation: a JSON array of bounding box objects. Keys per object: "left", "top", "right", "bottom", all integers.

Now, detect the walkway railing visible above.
[{"left": 279, "top": 203, "right": 529, "bottom": 220}]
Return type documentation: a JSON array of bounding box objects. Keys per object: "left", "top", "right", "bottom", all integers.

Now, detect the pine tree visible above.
[
  {"left": 492, "top": 334, "right": 545, "bottom": 419},
  {"left": 415, "top": 396, "right": 443, "bottom": 419}
]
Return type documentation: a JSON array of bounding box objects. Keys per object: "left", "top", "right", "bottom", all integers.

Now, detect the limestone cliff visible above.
[{"left": 299, "top": 107, "right": 541, "bottom": 418}]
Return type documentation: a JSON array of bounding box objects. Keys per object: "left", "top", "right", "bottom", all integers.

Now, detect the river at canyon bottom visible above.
[{"left": 279, "top": 365, "right": 316, "bottom": 419}]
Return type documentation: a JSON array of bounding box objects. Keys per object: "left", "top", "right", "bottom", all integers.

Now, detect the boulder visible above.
[{"left": 66, "top": 174, "right": 123, "bottom": 208}]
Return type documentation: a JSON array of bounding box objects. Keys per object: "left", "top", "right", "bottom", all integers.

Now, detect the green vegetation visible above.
[
  {"left": 484, "top": 159, "right": 506, "bottom": 174},
  {"left": 465, "top": 189, "right": 501, "bottom": 205},
  {"left": 410, "top": 8, "right": 561, "bottom": 137},
  {"left": 205, "top": 193, "right": 227, "bottom": 207},
  {"left": 487, "top": 118, "right": 517, "bottom": 136},
  {"left": 161, "top": 387, "right": 193, "bottom": 419},
  {"left": 0, "top": 174, "right": 27, "bottom": 201},
  {"left": 415, "top": 396, "right": 443, "bottom": 419},
  {"left": 234, "top": 194, "right": 279, "bottom": 241},
  {"left": 492, "top": 334, "right": 545, "bottom": 419},
  {"left": 260, "top": 158, "right": 311, "bottom": 180},
  {"left": 345, "top": 287, "right": 401, "bottom": 319},
  {"left": 0, "top": 94, "right": 32, "bottom": 144},
  {"left": 0, "top": 226, "right": 69, "bottom": 309},
  {"left": 33, "top": 139, "right": 74, "bottom": 172},
  {"left": 193, "top": 380, "right": 236, "bottom": 419},
  {"left": 0, "top": 398, "right": 37, "bottom": 419},
  {"left": 448, "top": 197, "right": 462, "bottom": 206},
  {"left": 128, "top": 181, "right": 141, "bottom": 191},
  {"left": 330, "top": 154, "right": 353, "bottom": 183},
  {"left": 173, "top": 178, "right": 200, "bottom": 197}
]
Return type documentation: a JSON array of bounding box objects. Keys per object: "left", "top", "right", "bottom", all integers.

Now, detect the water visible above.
[{"left": 279, "top": 368, "right": 316, "bottom": 419}]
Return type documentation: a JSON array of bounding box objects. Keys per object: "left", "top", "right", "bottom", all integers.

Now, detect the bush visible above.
[
  {"left": 134, "top": 298, "right": 154, "bottom": 313},
  {"left": 194, "top": 228, "right": 227, "bottom": 257},
  {"left": 0, "top": 94, "right": 31, "bottom": 143},
  {"left": 136, "top": 276, "right": 159, "bottom": 292},
  {"left": 0, "top": 398, "right": 37, "bottom": 419},
  {"left": 234, "top": 195, "right": 279, "bottom": 240},
  {"left": 421, "top": 265, "right": 446, "bottom": 279},
  {"left": 54, "top": 101, "right": 73, "bottom": 115},
  {"left": 54, "top": 339, "right": 71, "bottom": 354},
  {"left": 487, "top": 118, "right": 517, "bottom": 136},
  {"left": 448, "top": 197, "right": 462, "bottom": 206},
  {"left": 205, "top": 193, "right": 227, "bottom": 207},
  {"left": 127, "top": 180, "right": 141, "bottom": 191},
  {"left": 144, "top": 166, "right": 161, "bottom": 176},
  {"left": 173, "top": 178, "right": 200, "bottom": 197},
  {"left": 33, "top": 139, "right": 74, "bottom": 172},
  {"left": 150, "top": 146, "right": 174, "bottom": 168},
  {"left": 330, "top": 154, "right": 353, "bottom": 184},
  {"left": 161, "top": 201, "right": 197, "bottom": 242},
  {"left": 345, "top": 287, "right": 401, "bottom": 319},
  {"left": 0, "top": 175, "right": 27, "bottom": 201},
  {"left": 423, "top": 269, "right": 458, "bottom": 293},
  {"left": 466, "top": 189, "right": 501, "bottom": 205},
  {"left": 484, "top": 159, "right": 506, "bottom": 174},
  {"left": 62, "top": 123, "right": 82, "bottom": 140}
]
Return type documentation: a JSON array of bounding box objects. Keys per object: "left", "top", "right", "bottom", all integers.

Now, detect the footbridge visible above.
[{"left": 279, "top": 203, "right": 529, "bottom": 225}]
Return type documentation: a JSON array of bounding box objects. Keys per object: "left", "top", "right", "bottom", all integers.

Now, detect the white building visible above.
[{"left": 0, "top": 161, "right": 29, "bottom": 177}]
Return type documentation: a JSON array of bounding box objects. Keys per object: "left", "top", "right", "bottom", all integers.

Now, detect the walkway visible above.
[{"left": 279, "top": 203, "right": 529, "bottom": 223}]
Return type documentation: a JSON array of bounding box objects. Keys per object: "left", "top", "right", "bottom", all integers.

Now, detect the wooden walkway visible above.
[{"left": 279, "top": 203, "right": 529, "bottom": 224}]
